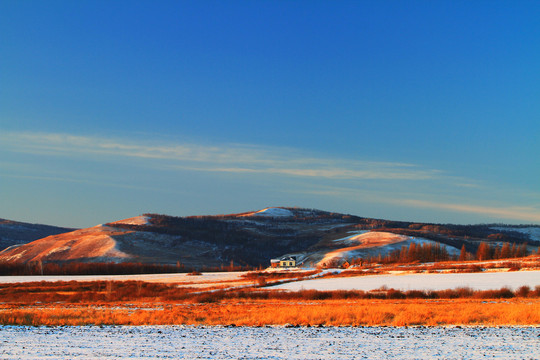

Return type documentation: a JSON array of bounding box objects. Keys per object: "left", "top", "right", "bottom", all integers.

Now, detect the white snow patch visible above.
[
  {"left": 0, "top": 326, "right": 538, "bottom": 359},
  {"left": 0, "top": 271, "right": 249, "bottom": 284},
  {"left": 1, "top": 252, "right": 25, "bottom": 262},
  {"left": 271, "top": 270, "right": 540, "bottom": 292},
  {"left": 318, "top": 232, "right": 460, "bottom": 267},
  {"left": 253, "top": 207, "right": 294, "bottom": 217},
  {"left": 332, "top": 230, "right": 369, "bottom": 243},
  {"left": 110, "top": 215, "right": 151, "bottom": 226},
  {"left": 45, "top": 246, "right": 70, "bottom": 256},
  {"left": 492, "top": 226, "right": 540, "bottom": 241}
]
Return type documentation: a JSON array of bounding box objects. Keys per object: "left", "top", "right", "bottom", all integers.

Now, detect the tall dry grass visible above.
[
  {"left": 1, "top": 299, "right": 539, "bottom": 326},
  {"left": 1, "top": 280, "right": 539, "bottom": 326}
]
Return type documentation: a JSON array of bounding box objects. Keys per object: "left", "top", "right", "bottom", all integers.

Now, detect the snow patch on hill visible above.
[
  {"left": 317, "top": 232, "right": 460, "bottom": 266},
  {"left": 253, "top": 208, "right": 294, "bottom": 217},
  {"left": 110, "top": 215, "right": 151, "bottom": 226},
  {"left": 491, "top": 226, "right": 540, "bottom": 242}
]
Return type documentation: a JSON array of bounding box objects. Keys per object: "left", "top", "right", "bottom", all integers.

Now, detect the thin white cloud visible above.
[
  {"left": 300, "top": 185, "right": 540, "bottom": 223},
  {"left": 0, "top": 131, "right": 441, "bottom": 181},
  {"left": 3, "top": 131, "right": 539, "bottom": 224},
  {"left": 396, "top": 199, "right": 540, "bottom": 223},
  {"left": 175, "top": 166, "right": 439, "bottom": 180}
]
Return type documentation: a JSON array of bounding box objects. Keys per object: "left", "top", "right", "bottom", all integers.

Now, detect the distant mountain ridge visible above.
[
  {"left": 0, "top": 219, "right": 75, "bottom": 252},
  {"left": 0, "top": 207, "right": 538, "bottom": 269}
]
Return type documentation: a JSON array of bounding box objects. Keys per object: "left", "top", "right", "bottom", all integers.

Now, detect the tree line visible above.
[
  {"left": 346, "top": 241, "right": 536, "bottom": 266},
  {"left": 0, "top": 261, "right": 255, "bottom": 276}
]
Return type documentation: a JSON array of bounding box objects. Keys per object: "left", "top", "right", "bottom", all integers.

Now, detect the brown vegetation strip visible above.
[
  {"left": 2, "top": 280, "right": 540, "bottom": 303},
  {"left": 0, "top": 281, "right": 539, "bottom": 326},
  {"left": 1, "top": 299, "right": 539, "bottom": 326}
]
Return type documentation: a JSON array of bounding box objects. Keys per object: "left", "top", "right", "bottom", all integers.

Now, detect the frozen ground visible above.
[
  {"left": 271, "top": 270, "right": 540, "bottom": 291},
  {"left": 491, "top": 226, "right": 540, "bottom": 241},
  {"left": 2, "top": 270, "right": 539, "bottom": 292},
  {"left": 0, "top": 325, "right": 538, "bottom": 359},
  {"left": 0, "top": 271, "right": 248, "bottom": 285},
  {"left": 252, "top": 207, "right": 294, "bottom": 217},
  {"left": 109, "top": 215, "right": 151, "bottom": 226}
]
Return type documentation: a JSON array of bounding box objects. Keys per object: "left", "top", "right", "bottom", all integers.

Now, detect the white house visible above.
[{"left": 270, "top": 256, "right": 296, "bottom": 268}]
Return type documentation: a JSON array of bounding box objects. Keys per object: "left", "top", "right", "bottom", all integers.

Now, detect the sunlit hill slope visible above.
[{"left": 0, "top": 207, "right": 537, "bottom": 268}]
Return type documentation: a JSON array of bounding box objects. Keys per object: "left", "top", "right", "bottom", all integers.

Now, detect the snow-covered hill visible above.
[
  {"left": 0, "top": 209, "right": 358, "bottom": 267},
  {"left": 0, "top": 208, "right": 537, "bottom": 269},
  {"left": 252, "top": 207, "right": 294, "bottom": 217},
  {"left": 0, "top": 219, "right": 74, "bottom": 251},
  {"left": 491, "top": 226, "right": 540, "bottom": 242}
]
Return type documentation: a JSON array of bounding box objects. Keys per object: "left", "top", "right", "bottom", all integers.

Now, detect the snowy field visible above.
[
  {"left": 1, "top": 270, "right": 540, "bottom": 292},
  {"left": 0, "top": 325, "right": 538, "bottom": 359},
  {"left": 0, "top": 271, "right": 248, "bottom": 285},
  {"left": 271, "top": 270, "right": 540, "bottom": 291}
]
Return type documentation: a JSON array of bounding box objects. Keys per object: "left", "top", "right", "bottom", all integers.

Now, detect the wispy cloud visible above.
[
  {"left": 0, "top": 131, "right": 441, "bottom": 181},
  {"left": 395, "top": 199, "right": 540, "bottom": 223},
  {"left": 3, "top": 131, "right": 539, "bottom": 224},
  {"left": 300, "top": 185, "right": 540, "bottom": 223}
]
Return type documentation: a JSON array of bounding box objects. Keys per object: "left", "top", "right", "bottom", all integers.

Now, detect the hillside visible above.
[
  {"left": 0, "top": 219, "right": 74, "bottom": 252},
  {"left": 0, "top": 207, "right": 538, "bottom": 270}
]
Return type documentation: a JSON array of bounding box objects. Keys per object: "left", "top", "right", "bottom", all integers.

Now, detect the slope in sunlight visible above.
[{"left": 0, "top": 207, "right": 537, "bottom": 269}]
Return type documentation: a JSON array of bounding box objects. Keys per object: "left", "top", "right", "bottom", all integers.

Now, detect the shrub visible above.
[
  {"left": 386, "top": 289, "right": 406, "bottom": 299},
  {"left": 515, "top": 286, "right": 530, "bottom": 297},
  {"left": 475, "top": 287, "right": 514, "bottom": 299}
]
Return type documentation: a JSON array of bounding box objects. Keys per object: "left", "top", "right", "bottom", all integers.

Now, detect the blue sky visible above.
[{"left": 1, "top": 1, "right": 539, "bottom": 227}]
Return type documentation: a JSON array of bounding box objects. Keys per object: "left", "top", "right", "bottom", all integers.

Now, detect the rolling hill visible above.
[
  {"left": 0, "top": 219, "right": 75, "bottom": 252},
  {"left": 0, "top": 207, "right": 538, "bottom": 269}
]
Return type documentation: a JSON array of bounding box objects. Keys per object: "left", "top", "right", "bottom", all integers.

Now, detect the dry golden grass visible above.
[
  {"left": 1, "top": 299, "right": 539, "bottom": 326},
  {"left": 1, "top": 277, "right": 539, "bottom": 327}
]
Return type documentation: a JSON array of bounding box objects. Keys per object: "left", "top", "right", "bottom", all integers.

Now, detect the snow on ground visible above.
[
  {"left": 271, "top": 270, "right": 540, "bottom": 292},
  {"left": 109, "top": 215, "right": 151, "bottom": 226},
  {"left": 0, "top": 271, "right": 248, "bottom": 285},
  {"left": 3, "top": 269, "right": 539, "bottom": 292},
  {"left": 252, "top": 207, "right": 294, "bottom": 217},
  {"left": 0, "top": 325, "right": 537, "bottom": 360},
  {"left": 494, "top": 226, "right": 540, "bottom": 242},
  {"left": 331, "top": 230, "right": 369, "bottom": 243},
  {"left": 318, "top": 232, "right": 409, "bottom": 266},
  {"left": 318, "top": 232, "right": 460, "bottom": 267}
]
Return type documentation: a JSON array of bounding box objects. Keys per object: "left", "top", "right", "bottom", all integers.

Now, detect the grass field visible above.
[
  {"left": 0, "top": 279, "right": 539, "bottom": 326},
  {"left": 1, "top": 257, "right": 539, "bottom": 327},
  {"left": 1, "top": 299, "right": 539, "bottom": 326}
]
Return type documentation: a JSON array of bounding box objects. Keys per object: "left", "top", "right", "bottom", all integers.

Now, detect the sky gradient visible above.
[{"left": 1, "top": 1, "right": 539, "bottom": 228}]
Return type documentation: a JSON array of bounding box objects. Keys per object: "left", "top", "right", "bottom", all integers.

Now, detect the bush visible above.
[
  {"left": 515, "top": 286, "right": 530, "bottom": 297},
  {"left": 474, "top": 287, "right": 514, "bottom": 299},
  {"left": 386, "top": 289, "right": 406, "bottom": 299}
]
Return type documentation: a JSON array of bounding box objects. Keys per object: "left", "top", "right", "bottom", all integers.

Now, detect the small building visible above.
[
  {"left": 270, "top": 256, "right": 297, "bottom": 268},
  {"left": 279, "top": 256, "right": 296, "bottom": 268}
]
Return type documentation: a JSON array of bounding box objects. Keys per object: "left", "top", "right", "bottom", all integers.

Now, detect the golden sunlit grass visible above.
[
  {"left": 1, "top": 299, "right": 539, "bottom": 326},
  {"left": 1, "top": 278, "right": 539, "bottom": 327}
]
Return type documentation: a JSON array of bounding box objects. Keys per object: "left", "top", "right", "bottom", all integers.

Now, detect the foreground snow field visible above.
[
  {"left": 271, "top": 270, "right": 540, "bottom": 291},
  {"left": 0, "top": 325, "right": 538, "bottom": 359}
]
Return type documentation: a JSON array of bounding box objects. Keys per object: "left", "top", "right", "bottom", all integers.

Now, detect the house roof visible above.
[{"left": 280, "top": 256, "right": 296, "bottom": 261}]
